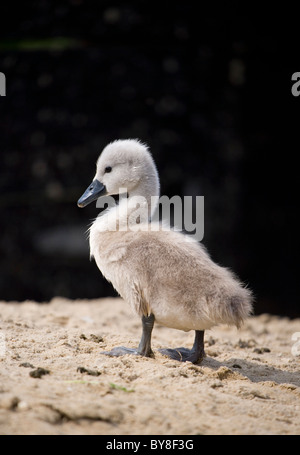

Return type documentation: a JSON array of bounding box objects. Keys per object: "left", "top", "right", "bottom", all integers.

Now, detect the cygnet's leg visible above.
[
  {"left": 159, "top": 330, "right": 205, "bottom": 364},
  {"left": 101, "top": 314, "right": 155, "bottom": 358}
]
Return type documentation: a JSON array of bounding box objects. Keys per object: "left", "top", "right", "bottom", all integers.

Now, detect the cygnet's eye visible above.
[{"left": 104, "top": 166, "right": 112, "bottom": 173}]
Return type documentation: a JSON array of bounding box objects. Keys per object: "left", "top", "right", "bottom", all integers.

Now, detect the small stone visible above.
[
  {"left": 77, "top": 366, "right": 101, "bottom": 376},
  {"left": 253, "top": 347, "right": 271, "bottom": 354},
  {"left": 237, "top": 339, "right": 256, "bottom": 348},
  {"left": 89, "top": 334, "right": 104, "bottom": 343},
  {"left": 19, "top": 362, "right": 35, "bottom": 368},
  {"left": 211, "top": 381, "right": 223, "bottom": 388},
  {"left": 29, "top": 367, "right": 50, "bottom": 378},
  {"left": 17, "top": 400, "right": 29, "bottom": 411}
]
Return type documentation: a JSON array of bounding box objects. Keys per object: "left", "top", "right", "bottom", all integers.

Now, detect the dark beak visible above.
[{"left": 77, "top": 179, "right": 107, "bottom": 208}]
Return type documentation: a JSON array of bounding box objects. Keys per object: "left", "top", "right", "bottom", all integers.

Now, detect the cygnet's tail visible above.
[{"left": 222, "top": 285, "right": 253, "bottom": 329}]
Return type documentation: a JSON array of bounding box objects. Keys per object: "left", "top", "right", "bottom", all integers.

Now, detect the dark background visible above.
[{"left": 0, "top": 2, "right": 298, "bottom": 317}]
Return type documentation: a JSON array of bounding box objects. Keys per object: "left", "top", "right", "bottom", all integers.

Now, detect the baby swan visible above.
[{"left": 78, "top": 139, "right": 252, "bottom": 364}]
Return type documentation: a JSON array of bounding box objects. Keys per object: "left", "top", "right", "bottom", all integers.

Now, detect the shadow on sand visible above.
[{"left": 200, "top": 356, "right": 300, "bottom": 387}]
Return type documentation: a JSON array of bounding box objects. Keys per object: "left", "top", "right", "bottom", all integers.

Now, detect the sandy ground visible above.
[{"left": 0, "top": 297, "right": 299, "bottom": 435}]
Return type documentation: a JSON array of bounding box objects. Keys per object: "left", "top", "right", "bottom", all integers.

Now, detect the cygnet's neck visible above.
[{"left": 92, "top": 178, "right": 159, "bottom": 234}]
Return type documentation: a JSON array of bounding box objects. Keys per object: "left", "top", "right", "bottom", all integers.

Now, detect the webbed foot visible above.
[
  {"left": 158, "top": 346, "right": 205, "bottom": 363},
  {"left": 159, "top": 330, "right": 205, "bottom": 364}
]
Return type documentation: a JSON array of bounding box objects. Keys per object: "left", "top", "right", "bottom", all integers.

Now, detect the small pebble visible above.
[
  {"left": 29, "top": 367, "right": 50, "bottom": 378},
  {"left": 253, "top": 347, "right": 271, "bottom": 354},
  {"left": 211, "top": 381, "right": 223, "bottom": 389},
  {"left": 19, "top": 362, "right": 35, "bottom": 368},
  {"left": 79, "top": 333, "right": 103, "bottom": 343},
  {"left": 89, "top": 334, "right": 104, "bottom": 343},
  {"left": 77, "top": 366, "right": 101, "bottom": 376},
  {"left": 237, "top": 339, "right": 256, "bottom": 348}
]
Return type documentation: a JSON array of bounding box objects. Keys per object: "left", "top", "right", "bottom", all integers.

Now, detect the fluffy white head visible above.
[{"left": 94, "top": 139, "right": 160, "bottom": 201}]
